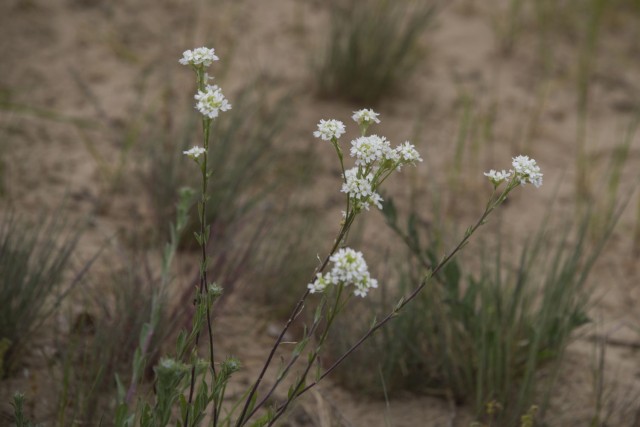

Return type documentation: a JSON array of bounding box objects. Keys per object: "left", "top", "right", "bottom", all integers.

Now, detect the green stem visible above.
[{"left": 185, "top": 113, "right": 218, "bottom": 427}]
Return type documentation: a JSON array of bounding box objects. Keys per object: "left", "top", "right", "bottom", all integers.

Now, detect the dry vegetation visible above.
[{"left": 1, "top": 0, "right": 640, "bottom": 426}]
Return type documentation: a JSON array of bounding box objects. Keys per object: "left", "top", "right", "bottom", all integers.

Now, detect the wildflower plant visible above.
[{"left": 113, "top": 46, "right": 544, "bottom": 427}]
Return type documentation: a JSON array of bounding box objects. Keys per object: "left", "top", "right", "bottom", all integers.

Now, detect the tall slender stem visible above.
[{"left": 185, "top": 116, "right": 218, "bottom": 427}]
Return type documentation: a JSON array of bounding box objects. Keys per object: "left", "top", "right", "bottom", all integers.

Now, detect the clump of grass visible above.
[
  {"left": 55, "top": 251, "right": 174, "bottom": 425},
  {"left": 328, "top": 198, "right": 618, "bottom": 425},
  {"left": 314, "top": 0, "right": 436, "bottom": 105},
  {"left": 0, "top": 211, "right": 82, "bottom": 377}
]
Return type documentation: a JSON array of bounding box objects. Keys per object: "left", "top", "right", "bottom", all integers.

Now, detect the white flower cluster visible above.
[
  {"left": 396, "top": 141, "right": 422, "bottom": 164},
  {"left": 350, "top": 135, "right": 395, "bottom": 166},
  {"left": 512, "top": 155, "right": 543, "bottom": 188},
  {"left": 313, "top": 119, "right": 346, "bottom": 141},
  {"left": 314, "top": 109, "right": 423, "bottom": 213},
  {"left": 483, "top": 169, "right": 512, "bottom": 186},
  {"left": 179, "top": 47, "right": 219, "bottom": 67},
  {"left": 180, "top": 47, "right": 232, "bottom": 122},
  {"left": 484, "top": 155, "right": 543, "bottom": 188},
  {"left": 308, "top": 248, "right": 378, "bottom": 298},
  {"left": 195, "top": 84, "right": 232, "bottom": 119},
  {"left": 183, "top": 146, "right": 206, "bottom": 160},
  {"left": 341, "top": 168, "right": 383, "bottom": 211},
  {"left": 352, "top": 109, "right": 381, "bottom": 126}
]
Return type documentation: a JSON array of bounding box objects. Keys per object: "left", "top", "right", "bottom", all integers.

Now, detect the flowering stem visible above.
[
  {"left": 185, "top": 116, "right": 218, "bottom": 427},
  {"left": 266, "top": 284, "right": 345, "bottom": 426},
  {"left": 235, "top": 214, "right": 356, "bottom": 426},
  {"left": 243, "top": 296, "right": 329, "bottom": 421},
  {"left": 267, "top": 186, "right": 512, "bottom": 422}
]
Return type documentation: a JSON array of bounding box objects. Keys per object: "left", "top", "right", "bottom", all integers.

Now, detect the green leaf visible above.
[{"left": 176, "top": 330, "right": 187, "bottom": 356}]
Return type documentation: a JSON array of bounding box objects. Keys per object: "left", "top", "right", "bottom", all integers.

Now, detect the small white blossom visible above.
[
  {"left": 183, "top": 146, "right": 206, "bottom": 160},
  {"left": 354, "top": 274, "right": 378, "bottom": 298},
  {"left": 308, "top": 273, "right": 332, "bottom": 294},
  {"left": 484, "top": 169, "right": 513, "bottom": 186},
  {"left": 395, "top": 141, "right": 423, "bottom": 168},
  {"left": 179, "top": 47, "right": 219, "bottom": 67},
  {"left": 313, "top": 119, "right": 346, "bottom": 141},
  {"left": 195, "top": 85, "right": 231, "bottom": 119},
  {"left": 341, "top": 168, "right": 383, "bottom": 211},
  {"left": 352, "top": 109, "right": 381, "bottom": 125},
  {"left": 350, "top": 135, "right": 395, "bottom": 166},
  {"left": 512, "top": 155, "right": 543, "bottom": 188}
]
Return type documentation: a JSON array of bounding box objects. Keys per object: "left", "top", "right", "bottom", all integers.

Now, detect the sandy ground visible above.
[{"left": 1, "top": 0, "right": 640, "bottom": 426}]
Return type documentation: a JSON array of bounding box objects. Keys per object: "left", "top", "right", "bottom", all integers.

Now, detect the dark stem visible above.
[
  {"left": 235, "top": 214, "right": 355, "bottom": 426},
  {"left": 268, "top": 187, "right": 510, "bottom": 424},
  {"left": 244, "top": 297, "right": 329, "bottom": 421},
  {"left": 266, "top": 284, "right": 344, "bottom": 427}
]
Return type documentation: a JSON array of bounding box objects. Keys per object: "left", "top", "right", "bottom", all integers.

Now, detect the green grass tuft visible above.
[{"left": 314, "top": 0, "right": 436, "bottom": 105}]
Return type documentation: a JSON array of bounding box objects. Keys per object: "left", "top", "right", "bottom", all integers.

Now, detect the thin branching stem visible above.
[
  {"left": 266, "top": 284, "right": 345, "bottom": 426},
  {"left": 235, "top": 214, "right": 356, "bottom": 426},
  {"left": 266, "top": 185, "right": 513, "bottom": 423},
  {"left": 244, "top": 297, "right": 328, "bottom": 421}
]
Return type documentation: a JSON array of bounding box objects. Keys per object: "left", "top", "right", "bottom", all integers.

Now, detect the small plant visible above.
[
  {"left": 314, "top": 0, "right": 436, "bottom": 104},
  {"left": 108, "top": 46, "right": 543, "bottom": 426},
  {"left": 11, "top": 46, "right": 546, "bottom": 426},
  {"left": 12, "top": 392, "right": 37, "bottom": 427},
  {"left": 328, "top": 186, "right": 618, "bottom": 425},
  {"left": 0, "top": 211, "right": 83, "bottom": 377}
]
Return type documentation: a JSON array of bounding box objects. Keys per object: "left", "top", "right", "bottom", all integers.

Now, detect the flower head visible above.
[
  {"left": 484, "top": 169, "right": 513, "bottom": 187},
  {"left": 313, "top": 119, "right": 346, "bottom": 141},
  {"left": 179, "top": 47, "right": 219, "bottom": 67},
  {"left": 352, "top": 109, "right": 381, "bottom": 125},
  {"left": 308, "top": 248, "right": 378, "bottom": 298},
  {"left": 341, "top": 168, "right": 383, "bottom": 211},
  {"left": 183, "top": 146, "right": 206, "bottom": 160},
  {"left": 512, "top": 155, "right": 543, "bottom": 188},
  {"left": 195, "top": 84, "right": 231, "bottom": 119},
  {"left": 352, "top": 109, "right": 381, "bottom": 135},
  {"left": 308, "top": 272, "right": 332, "bottom": 294},
  {"left": 350, "top": 135, "right": 395, "bottom": 166},
  {"left": 395, "top": 141, "right": 422, "bottom": 168},
  {"left": 352, "top": 108, "right": 380, "bottom": 131}
]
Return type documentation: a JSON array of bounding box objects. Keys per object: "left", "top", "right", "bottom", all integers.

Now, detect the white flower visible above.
[
  {"left": 308, "top": 273, "right": 332, "bottom": 294},
  {"left": 484, "top": 169, "right": 513, "bottom": 186},
  {"left": 350, "top": 135, "right": 395, "bottom": 166},
  {"left": 313, "top": 119, "right": 346, "bottom": 141},
  {"left": 512, "top": 155, "right": 543, "bottom": 188},
  {"left": 395, "top": 141, "right": 422, "bottom": 167},
  {"left": 308, "top": 248, "right": 378, "bottom": 297},
  {"left": 329, "top": 248, "right": 378, "bottom": 298},
  {"left": 354, "top": 274, "right": 378, "bottom": 298},
  {"left": 341, "top": 168, "right": 383, "bottom": 211},
  {"left": 351, "top": 109, "right": 381, "bottom": 125},
  {"left": 179, "top": 47, "right": 219, "bottom": 67},
  {"left": 183, "top": 146, "right": 206, "bottom": 159},
  {"left": 195, "top": 85, "right": 231, "bottom": 119}
]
